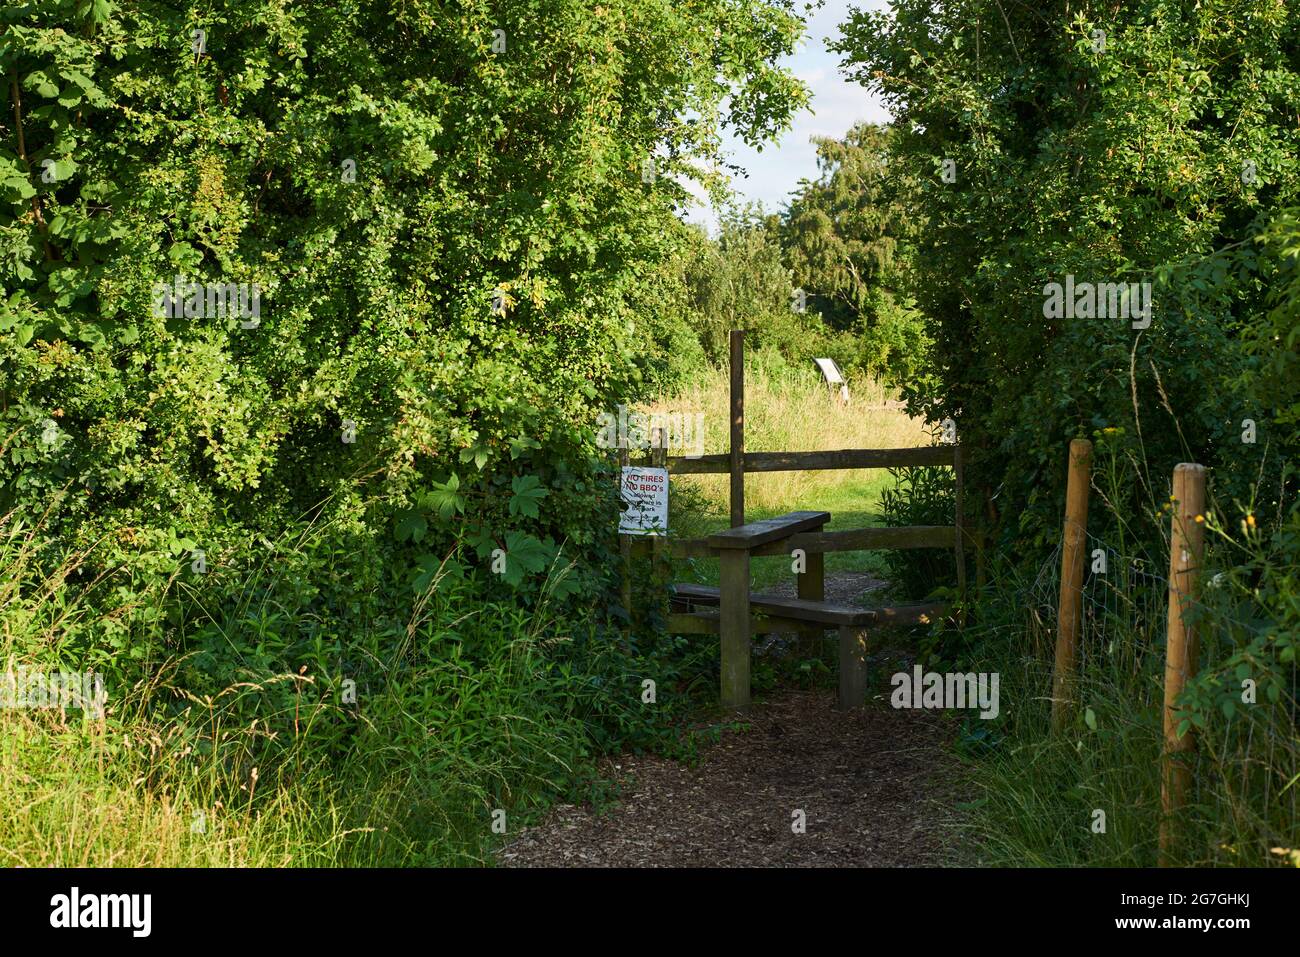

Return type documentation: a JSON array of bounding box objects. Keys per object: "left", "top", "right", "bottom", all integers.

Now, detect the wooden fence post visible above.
[
  {"left": 618, "top": 445, "right": 632, "bottom": 621},
  {"left": 1051, "top": 438, "right": 1092, "bottom": 733},
  {"left": 954, "top": 443, "right": 967, "bottom": 621},
  {"left": 729, "top": 329, "right": 745, "bottom": 529},
  {"left": 650, "top": 427, "right": 668, "bottom": 623},
  {"left": 1159, "top": 462, "right": 1207, "bottom": 866}
]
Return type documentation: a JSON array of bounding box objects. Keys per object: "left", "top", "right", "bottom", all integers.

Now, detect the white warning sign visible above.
[{"left": 619, "top": 466, "right": 668, "bottom": 536}]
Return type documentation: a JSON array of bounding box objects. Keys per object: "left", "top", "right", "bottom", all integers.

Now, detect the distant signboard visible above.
[
  {"left": 619, "top": 467, "right": 668, "bottom": 536},
  {"left": 813, "top": 358, "right": 850, "bottom": 404}
]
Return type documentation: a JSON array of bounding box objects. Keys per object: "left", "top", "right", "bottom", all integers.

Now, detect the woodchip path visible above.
[{"left": 498, "top": 573, "right": 973, "bottom": 868}]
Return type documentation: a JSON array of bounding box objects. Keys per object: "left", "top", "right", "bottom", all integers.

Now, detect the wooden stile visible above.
[{"left": 645, "top": 328, "right": 973, "bottom": 713}]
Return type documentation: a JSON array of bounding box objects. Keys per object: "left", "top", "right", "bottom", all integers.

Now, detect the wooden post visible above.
[
  {"left": 618, "top": 445, "right": 632, "bottom": 621},
  {"left": 1159, "top": 462, "right": 1207, "bottom": 866},
  {"left": 650, "top": 428, "right": 668, "bottom": 624},
  {"left": 954, "top": 443, "right": 967, "bottom": 618},
  {"left": 729, "top": 329, "right": 745, "bottom": 529},
  {"left": 1051, "top": 438, "right": 1092, "bottom": 733},
  {"left": 837, "top": 626, "right": 868, "bottom": 710},
  {"left": 719, "top": 548, "right": 751, "bottom": 711},
  {"left": 796, "top": 548, "right": 826, "bottom": 649},
  {"left": 651, "top": 427, "right": 667, "bottom": 565}
]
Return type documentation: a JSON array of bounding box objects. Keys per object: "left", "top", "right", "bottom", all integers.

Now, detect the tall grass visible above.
[
  {"left": 0, "top": 505, "right": 683, "bottom": 867},
  {"left": 940, "top": 449, "right": 1300, "bottom": 867}
]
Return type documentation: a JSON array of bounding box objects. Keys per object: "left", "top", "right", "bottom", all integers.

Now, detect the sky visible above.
[{"left": 684, "top": 0, "right": 893, "bottom": 233}]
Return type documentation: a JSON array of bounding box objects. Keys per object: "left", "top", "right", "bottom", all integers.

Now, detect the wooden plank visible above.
[
  {"left": 668, "top": 525, "right": 958, "bottom": 559},
  {"left": 671, "top": 583, "right": 723, "bottom": 605},
  {"left": 729, "top": 330, "right": 745, "bottom": 528},
  {"left": 838, "top": 626, "right": 869, "bottom": 710},
  {"left": 707, "top": 510, "right": 831, "bottom": 550},
  {"left": 867, "top": 602, "right": 949, "bottom": 626},
  {"left": 748, "top": 594, "right": 876, "bottom": 626},
  {"left": 718, "top": 549, "right": 751, "bottom": 711},
  {"left": 751, "top": 525, "right": 955, "bottom": 556},
  {"left": 670, "top": 608, "right": 827, "bottom": 636},
  {"left": 668, "top": 446, "right": 964, "bottom": 475},
  {"left": 673, "top": 583, "right": 948, "bottom": 627},
  {"left": 668, "top": 611, "right": 720, "bottom": 635},
  {"left": 667, "top": 538, "right": 713, "bottom": 559}
]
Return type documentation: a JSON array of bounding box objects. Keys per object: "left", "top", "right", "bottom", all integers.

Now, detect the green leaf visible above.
[
  {"left": 425, "top": 473, "right": 464, "bottom": 519},
  {"left": 508, "top": 474, "right": 549, "bottom": 518},
  {"left": 508, "top": 435, "right": 540, "bottom": 459},
  {"left": 394, "top": 510, "right": 427, "bottom": 543},
  {"left": 412, "top": 553, "right": 462, "bottom": 593},
  {"left": 500, "top": 530, "right": 548, "bottom": 586},
  {"left": 1084, "top": 707, "right": 1097, "bottom": 731},
  {"left": 27, "top": 72, "right": 59, "bottom": 99},
  {"left": 5, "top": 175, "right": 36, "bottom": 199}
]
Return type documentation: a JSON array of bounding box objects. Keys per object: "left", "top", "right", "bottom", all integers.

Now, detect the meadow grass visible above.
[
  {"left": 955, "top": 595, "right": 1298, "bottom": 867},
  {"left": 0, "top": 509, "right": 647, "bottom": 868}
]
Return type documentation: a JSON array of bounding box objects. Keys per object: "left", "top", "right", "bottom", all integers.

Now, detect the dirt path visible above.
[{"left": 499, "top": 574, "right": 972, "bottom": 868}]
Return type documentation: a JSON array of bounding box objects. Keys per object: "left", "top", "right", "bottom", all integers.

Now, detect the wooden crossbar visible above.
[
  {"left": 673, "top": 583, "right": 948, "bottom": 629},
  {"left": 667, "top": 446, "right": 964, "bottom": 475},
  {"left": 656, "top": 524, "right": 959, "bottom": 559}
]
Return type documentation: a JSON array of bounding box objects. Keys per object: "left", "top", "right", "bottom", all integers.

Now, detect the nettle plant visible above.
[{"left": 0, "top": 1, "right": 806, "bottom": 615}]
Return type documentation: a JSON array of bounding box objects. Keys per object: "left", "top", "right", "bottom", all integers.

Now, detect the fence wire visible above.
[{"left": 1022, "top": 530, "right": 1172, "bottom": 683}]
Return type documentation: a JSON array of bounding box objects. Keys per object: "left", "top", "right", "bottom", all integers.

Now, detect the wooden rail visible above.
[
  {"left": 667, "top": 446, "right": 964, "bottom": 474},
  {"left": 643, "top": 524, "right": 959, "bottom": 559}
]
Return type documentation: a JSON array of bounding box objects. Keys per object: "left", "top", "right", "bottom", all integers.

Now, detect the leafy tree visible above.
[
  {"left": 675, "top": 206, "right": 821, "bottom": 364},
  {"left": 833, "top": 0, "right": 1300, "bottom": 555},
  {"left": 0, "top": 0, "right": 808, "bottom": 699},
  {"left": 780, "top": 121, "right": 928, "bottom": 384}
]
